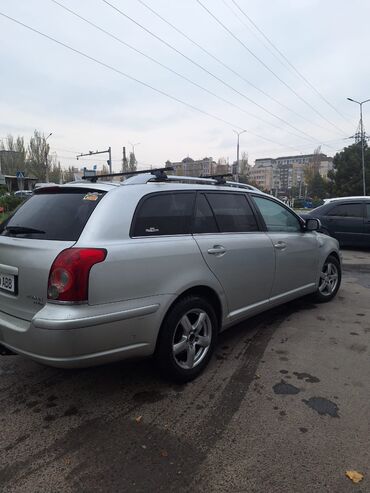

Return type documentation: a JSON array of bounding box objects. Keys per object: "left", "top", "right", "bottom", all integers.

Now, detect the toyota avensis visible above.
[{"left": 0, "top": 170, "right": 341, "bottom": 382}]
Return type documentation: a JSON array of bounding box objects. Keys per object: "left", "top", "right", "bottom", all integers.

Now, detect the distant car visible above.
[
  {"left": 14, "top": 190, "right": 33, "bottom": 198},
  {"left": 0, "top": 171, "right": 341, "bottom": 381},
  {"left": 301, "top": 196, "right": 370, "bottom": 247}
]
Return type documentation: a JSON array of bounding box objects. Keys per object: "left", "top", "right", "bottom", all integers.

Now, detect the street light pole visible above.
[
  {"left": 347, "top": 97, "right": 370, "bottom": 196},
  {"left": 233, "top": 130, "right": 246, "bottom": 180},
  {"left": 45, "top": 132, "right": 52, "bottom": 182}
]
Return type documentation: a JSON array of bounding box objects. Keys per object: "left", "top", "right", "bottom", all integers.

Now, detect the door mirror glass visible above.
[{"left": 305, "top": 218, "right": 321, "bottom": 231}]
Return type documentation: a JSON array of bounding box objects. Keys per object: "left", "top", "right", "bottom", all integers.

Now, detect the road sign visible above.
[{"left": 16, "top": 171, "right": 25, "bottom": 179}]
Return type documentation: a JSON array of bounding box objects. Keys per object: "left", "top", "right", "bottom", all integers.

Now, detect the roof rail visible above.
[
  {"left": 120, "top": 171, "right": 260, "bottom": 191},
  {"left": 82, "top": 167, "right": 173, "bottom": 183}
]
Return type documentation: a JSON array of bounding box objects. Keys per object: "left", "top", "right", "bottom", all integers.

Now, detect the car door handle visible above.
[
  {"left": 207, "top": 245, "right": 226, "bottom": 256},
  {"left": 274, "top": 241, "right": 287, "bottom": 250}
]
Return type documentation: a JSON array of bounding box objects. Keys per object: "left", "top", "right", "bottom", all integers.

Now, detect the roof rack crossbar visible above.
[
  {"left": 199, "top": 173, "right": 233, "bottom": 185},
  {"left": 82, "top": 167, "right": 173, "bottom": 183}
]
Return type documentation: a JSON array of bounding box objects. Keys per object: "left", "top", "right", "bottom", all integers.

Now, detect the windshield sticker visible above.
[
  {"left": 145, "top": 227, "right": 159, "bottom": 233},
  {"left": 83, "top": 193, "right": 100, "bottom": 201}
]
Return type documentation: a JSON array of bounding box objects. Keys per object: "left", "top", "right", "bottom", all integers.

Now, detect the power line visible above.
[
  {"left": 229, "top": 0, "right": 350, "bottom": 123},
  {"left": 195, "top": 0, "right": 347, "bottom": 136},
  {"left": 135, "top": 0, "right": 323, "bottom": 130},
  {"left": 0, "top": 10, "right": 307, "bottom": 154},
  {"left": 51, "top": 0, "right": 322, "bottom": 145},
  {"left": 102, "top": 0, "right": 334, "bottom": 145}
]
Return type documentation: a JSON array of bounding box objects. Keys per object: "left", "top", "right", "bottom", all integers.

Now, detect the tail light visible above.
[{"left": 47, "top": 248, "right": 107, "bottom": 302}]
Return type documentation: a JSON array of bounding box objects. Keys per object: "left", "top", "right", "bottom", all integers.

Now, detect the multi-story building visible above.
[
  {"left": 252, "top": 153, "right": 333, "bottom": 194},
  {"left": 249, "top": 166, "right": 273, "bottom": 191},
  {"left": 165, "top": 157, "right": 218, "bottom": 177}
]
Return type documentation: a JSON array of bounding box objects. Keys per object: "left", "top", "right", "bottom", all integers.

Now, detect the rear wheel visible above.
[
  {"left": 155, "top": 296, "right": 218, "bottom": 383},
  {"left": 313, "top": 255, "right": 341, "bottom": 302}
]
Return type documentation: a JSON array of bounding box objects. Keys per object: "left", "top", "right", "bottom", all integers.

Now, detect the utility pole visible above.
[
  {"left": 233, "top": 130, "right": 246, "bottom": 181},
  {"left": 76, "top": 147, "right": 112, "bottom": 174},
  {"left": 347, "top": 97, "right": 370, "bottom": 196}
]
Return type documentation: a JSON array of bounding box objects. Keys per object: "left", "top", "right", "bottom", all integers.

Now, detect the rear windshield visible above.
[{"left": 0, "top": 189, "right": 105, "bottom": 241}]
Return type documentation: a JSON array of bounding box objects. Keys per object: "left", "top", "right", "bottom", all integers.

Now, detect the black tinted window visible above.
[
  {"left": 327, "top": 203, "right": 363, "bottom": 217},
  {"left": 0, "top": 189, "right": 104, "bottom": 241},
  {"left": 194, "top": 194, "right": 219, "bottom": 233},
  {"left": 132, "top": 193, "right": 194, "bottom": 236},
  {"left": 366, "top": 204, "right": 370, "bottom": 218},
  {"left": 206, "top": 193, "right": 258, "bottom": 232}
]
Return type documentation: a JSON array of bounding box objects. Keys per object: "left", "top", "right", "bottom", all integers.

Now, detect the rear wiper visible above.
[{"left": 4, "top": 226, "right": 46, "bottom": 235}]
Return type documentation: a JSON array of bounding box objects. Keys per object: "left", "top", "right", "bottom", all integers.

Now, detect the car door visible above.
[
  {"left": 251, "top": 195, "right": 320, "bottom": 300},
  {"left": 192, "top": 192, "right": 275, "bottom": 319},
  {"left": 364, "top": 203, "right": 370, "bottom": 246},
  {"left": 324, "top": 202, "right": 365, "bottom": 246}
]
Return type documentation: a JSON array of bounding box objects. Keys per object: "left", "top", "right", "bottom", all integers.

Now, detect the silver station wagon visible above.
[{"left": 0, "top": 169, "right": 341, "bottom": 382}]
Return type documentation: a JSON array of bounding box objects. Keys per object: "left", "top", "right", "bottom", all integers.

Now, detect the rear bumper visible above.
[{"left": 0, "top": 295, "right": 174, "bottom": 368}]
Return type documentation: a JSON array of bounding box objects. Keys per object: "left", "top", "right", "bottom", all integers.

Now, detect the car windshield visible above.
[{"left": 0, "top": 188, "right": 105, "bottom": 240}]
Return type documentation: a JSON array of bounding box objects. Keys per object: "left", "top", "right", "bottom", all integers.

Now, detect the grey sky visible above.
[{"left": 0, "top": 0, "right": 369, "bottom": 171}]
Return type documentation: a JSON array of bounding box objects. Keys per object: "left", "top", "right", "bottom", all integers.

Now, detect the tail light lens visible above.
[{"left": 48, "top": 248, "right": 107, "bottom": 302}]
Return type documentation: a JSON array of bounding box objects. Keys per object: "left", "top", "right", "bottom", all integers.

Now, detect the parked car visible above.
[
  {"left": 14, "top": 190, "right": 33, "bottom": 198},
  {"left": 300, "top": 196, "right": 370, "bottom": 247},
  {"left": 0, "top": 171, "right": 341, "bottom": 382}
]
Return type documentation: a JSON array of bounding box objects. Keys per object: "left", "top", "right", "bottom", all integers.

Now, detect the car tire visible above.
[
  {"left": 155, "top": 295, "right": 218, "bottom": 383},
  {"left": 313, "top": 254, "right": 341, "bottom": 303}
]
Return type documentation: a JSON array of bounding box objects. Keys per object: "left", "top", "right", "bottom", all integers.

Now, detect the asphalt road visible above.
[{"left": 0, "top": 249, "right": 369, "bottom": 493}]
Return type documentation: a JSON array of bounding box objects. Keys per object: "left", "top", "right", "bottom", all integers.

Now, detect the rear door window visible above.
[
  {"left": 0, "top": 188, "right": 105, "bottom": 241},
  {"left": 194, "top": 194, "right": 219, "bottom": 234},
  {"left": 327, "top": 203, "right": 364, "bottom": 217},
  {"left": 205, "top": 192, "right": 258, "bottom": 233},
  {"left": 132, "top": 192, "right": 195, "bottom": 236}
]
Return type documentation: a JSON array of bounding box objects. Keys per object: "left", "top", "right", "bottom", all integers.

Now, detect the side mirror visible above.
[{"left": 305, "top": 218, "right": 321, "bottom": 231}]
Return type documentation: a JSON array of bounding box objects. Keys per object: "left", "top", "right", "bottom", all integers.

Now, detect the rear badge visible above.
[{"left": 145, "top": 227, "right": 159, "bottom": 233}]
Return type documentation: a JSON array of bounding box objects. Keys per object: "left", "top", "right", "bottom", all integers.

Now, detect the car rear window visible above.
[{"left": 0, "top": 188, "right": 105, "bottom": 241}]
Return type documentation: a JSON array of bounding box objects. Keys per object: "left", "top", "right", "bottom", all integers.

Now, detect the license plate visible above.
[{"left": 0, "top": 273, "right": 15, "bottom": 294}]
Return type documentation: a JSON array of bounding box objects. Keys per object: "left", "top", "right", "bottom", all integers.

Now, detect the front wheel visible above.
[
  {"left": 313, "top": 254, "right": 341, "bottom": 303},
  {"left": 155, "top": 296, "right": 218, "bottom": 383}
]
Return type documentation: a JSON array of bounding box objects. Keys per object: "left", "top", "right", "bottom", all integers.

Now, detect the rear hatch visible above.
[{"left": 0, "top": 186, "right": 105, "bottom": 321}]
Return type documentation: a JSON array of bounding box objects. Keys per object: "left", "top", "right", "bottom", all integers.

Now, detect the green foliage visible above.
[
  {"left": 330, "top": 143, "right": 370, "bottom": 196},
  {"left": 129, "top": 152, "right": 137, "bottom": 172},
  {"left": 0, "top": 194, "right": 24, "bottom": 212},
  {"left": 0, "top": 135, "right": 26, "bottom": 175},
  {"left": 307, "top": 172, "right": 327, "bottom": 199}
]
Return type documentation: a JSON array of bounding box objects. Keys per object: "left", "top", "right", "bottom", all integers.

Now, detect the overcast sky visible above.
[{"left": 1, "top": 0, "right": 369, "bottom": 171}]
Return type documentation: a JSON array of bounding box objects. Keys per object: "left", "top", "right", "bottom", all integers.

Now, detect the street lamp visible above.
[
  {"left": 129, "top": 141, "right": 140, "bottom": 155},
  {"left": 347, "top": 98, "right": 370, "bottom": 195},
  {"left": 233, "top": 130, "right": 246, "bottom": 180},
  {"left": 45, "top": 132, "right": 52, "bottom": 182}
]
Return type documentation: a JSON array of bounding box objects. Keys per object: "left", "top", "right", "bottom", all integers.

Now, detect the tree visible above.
[
  {"left": 307, "top": 172, "right": 327, "bottom": 199},
  {"left": 129, "top": 152, "right": 137, "bottom": 173},
  {"left": 27, "top": 130, "right": 50, "bottom": 180},
  {"left": 329, "top": 143, "right": 370, "bottom": 196},
  {"left": 239, "top": 151, "right": 250, "bottom": 177},
  {"left": 49, "top": 156, "right": 62, "bottom": 183},
  {"left": 62, "top": 166, "right": 75, "bottom": 183},
  {"left": 0, "top": 135, "right": 26, "bottom": 175}
]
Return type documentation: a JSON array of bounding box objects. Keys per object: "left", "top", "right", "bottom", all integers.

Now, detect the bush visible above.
[{"left": 0, "top": 194, "right": 24, "bottom": 212}]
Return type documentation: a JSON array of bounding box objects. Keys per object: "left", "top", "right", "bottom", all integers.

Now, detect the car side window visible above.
[
  {"left": 194, "top": 194, "right": 219, "bottom": 234},
  {"left": 205, "top": 193, "right": 258, "bottom": 233},
  {"left": 327, "top": 203, "right": 363, "bottom": 218},
  {"left": 253, "top": 196, "right": 301, "bottom": 232},
  {"left": 132, "top": 192, "right": 195, "bottom": 236},
  {"left": 366, "top": 204, "right": 370, "bottom": 219}
]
